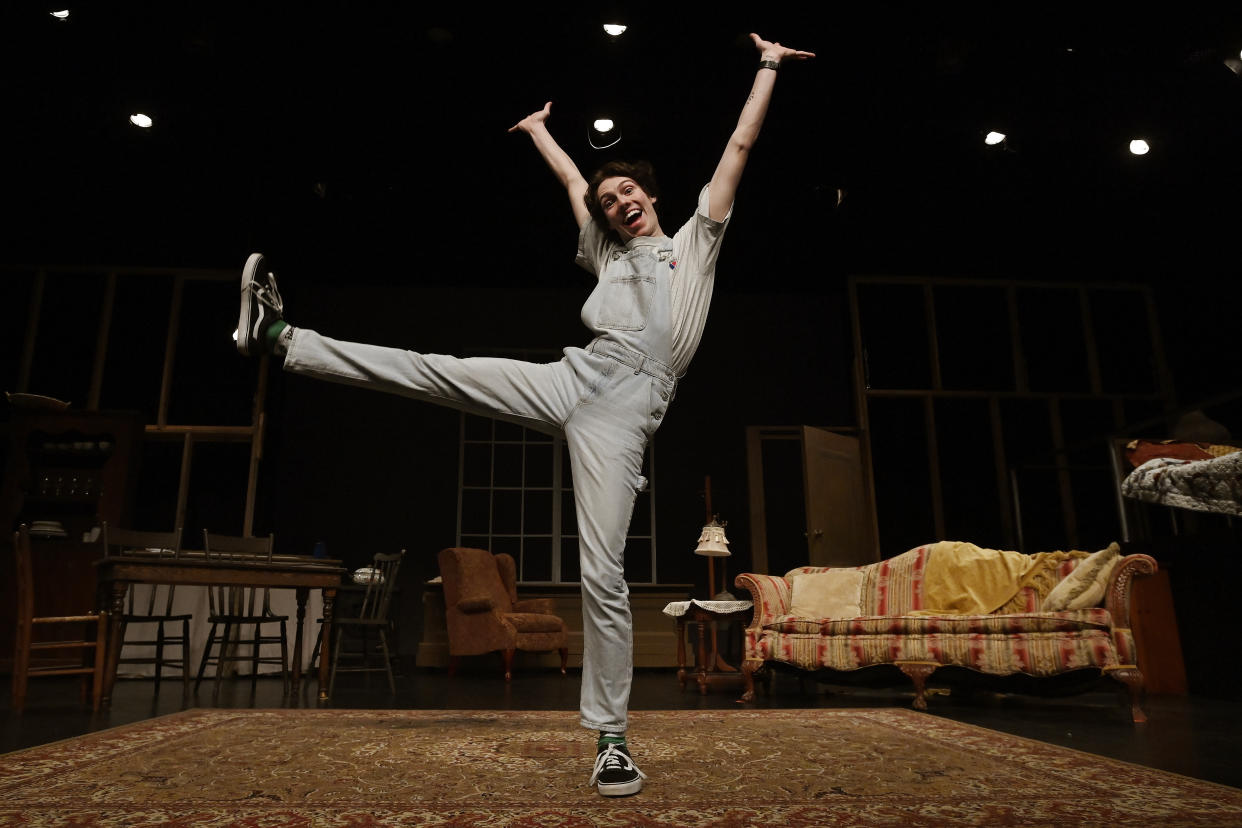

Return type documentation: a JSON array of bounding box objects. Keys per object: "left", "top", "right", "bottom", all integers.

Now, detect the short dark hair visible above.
[{"left": 584, "top": 160, "right": 660, "bottom": 232}]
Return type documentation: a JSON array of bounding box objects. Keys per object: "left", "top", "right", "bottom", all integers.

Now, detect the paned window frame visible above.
[{"left": 454, "top": 348, "right": 658, "bottom": 585}]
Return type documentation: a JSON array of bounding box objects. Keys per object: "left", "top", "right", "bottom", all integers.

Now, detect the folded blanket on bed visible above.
[
  {"left": 1126, "top": 439, "right": 1240, "bottom": 468},
  {"left": 1122, "top": 451, "right": 1242, "bottom": 516}
]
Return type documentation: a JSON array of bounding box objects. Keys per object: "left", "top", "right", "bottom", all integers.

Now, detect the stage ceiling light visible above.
[
  {"left": 130, "top": 113, "right": 153, "bottom": 128},
  {"left": 588, "top": 117, "right": 622, "bottom": 149},
  {"left": 603, "top": 24, "right": 626, "bottom": 37},
  {"left": 50, "top": 10, "right": 70, "bottom": 20},
  {"left": 1129, "top": 139, "right": 1150, "bottom": 155},
  {"left": 984, "top": 131, "right": 1006, "bottom": 146}
]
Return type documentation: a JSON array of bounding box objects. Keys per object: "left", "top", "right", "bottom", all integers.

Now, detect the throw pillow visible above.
[
  {"left": 1041, "top": 543, "right": 1122, "bottom": 612},
  {"left": 788, "top": 569, "right": 864, "bottom": 620}
]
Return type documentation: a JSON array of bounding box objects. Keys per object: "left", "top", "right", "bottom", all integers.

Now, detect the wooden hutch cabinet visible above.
[{"left": 0, "top": 408, "right": 144, "bottom": 668}]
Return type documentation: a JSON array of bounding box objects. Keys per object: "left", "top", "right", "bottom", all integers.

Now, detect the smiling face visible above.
[{"left": 595, "top": 176, "right": 663, "bottom": 241}]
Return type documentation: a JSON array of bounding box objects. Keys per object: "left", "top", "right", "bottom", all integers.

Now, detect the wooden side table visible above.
[{"left": 664, "top": 600, "right": 753, "bottom": 695}]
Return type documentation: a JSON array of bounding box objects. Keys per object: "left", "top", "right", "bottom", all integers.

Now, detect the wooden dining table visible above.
[{"left": 94, "top": 551, "right": 347, "bottom": 703}]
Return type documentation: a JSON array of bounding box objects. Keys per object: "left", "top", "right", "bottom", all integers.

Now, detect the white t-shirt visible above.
[{"left": 575, "top": 184, "right": 731, "bottom": 376}]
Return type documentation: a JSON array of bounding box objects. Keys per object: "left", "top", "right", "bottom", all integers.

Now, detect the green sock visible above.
[
  {"left": 598, "top": 732, "right": 626, "bottom": 749},
  {"left": 264, "top": 320, "right": 288, "bottom": 353}
]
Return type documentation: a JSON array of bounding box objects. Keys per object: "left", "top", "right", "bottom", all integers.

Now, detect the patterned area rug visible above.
[{"left": 2, "top": 708, "right": 1241, "bottom": 826}]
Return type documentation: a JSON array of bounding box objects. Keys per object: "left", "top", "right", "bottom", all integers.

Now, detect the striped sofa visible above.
[{"left": 734, "top": 544, "right": 1158, "bottom": 721}]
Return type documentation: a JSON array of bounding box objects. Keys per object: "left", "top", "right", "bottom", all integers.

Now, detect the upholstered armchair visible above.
[{"left": 438, "top": 547, "right": 569, "bottom": 680}]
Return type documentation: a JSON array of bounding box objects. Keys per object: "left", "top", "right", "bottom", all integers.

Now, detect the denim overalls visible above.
[{"left": 284, "top": 231, "right": 679, "bottom": 732}]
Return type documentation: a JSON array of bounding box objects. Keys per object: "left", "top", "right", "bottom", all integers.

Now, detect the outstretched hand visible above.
[
  {"left": 750, "top": 32, "right": 815, "bottom": 64},
  {"left": 509, "top": 101, "right": 553, "bottom": 134}
]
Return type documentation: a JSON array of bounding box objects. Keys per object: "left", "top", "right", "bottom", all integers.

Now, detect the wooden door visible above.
[
  {"left": 747, "top": 426, "right": 880, "bottom": 575},
  {"left": 801, "top": 426, "right": 879, "bottom": 567}
]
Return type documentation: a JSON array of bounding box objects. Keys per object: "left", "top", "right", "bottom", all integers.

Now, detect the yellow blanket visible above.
[
  {"left": 914, "top": 541, "right": 1034, "bottom": 615},
  {"left": 997, "top": 549, "right": 1091, "bottom": 614}
]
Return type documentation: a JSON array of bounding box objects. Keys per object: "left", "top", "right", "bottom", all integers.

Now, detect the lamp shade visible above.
[{"left": 694, "top": 520, "right": 731, "bottom": 557}]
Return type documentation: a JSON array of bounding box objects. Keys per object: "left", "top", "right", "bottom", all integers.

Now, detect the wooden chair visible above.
[
  {"left": 327, "top": 550, "right": 405, "bottom": 695},
  {"left": 101, "top": 523, "right": 191, "bottom": 695},
  {"left": 11, "top": 524, "right": 108, "bottom": 713},
  {"left": 438, "top": 547, "right": 569, "bottom": 681},
  {"left": 194, "top": 530, "right": 289, "bottom": 697}
]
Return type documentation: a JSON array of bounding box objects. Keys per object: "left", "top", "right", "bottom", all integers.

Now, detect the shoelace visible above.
[
  {"left": 589, "top": 744, "right": 647, "bottom": 786},
  {"left": 245, "top": 270, "right": 284, "bottom": 315}
]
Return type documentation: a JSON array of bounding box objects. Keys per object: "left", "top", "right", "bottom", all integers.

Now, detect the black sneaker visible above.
[
  {"left": 590, "top": 743, "right": 646, "bottom": 796},
  {"left": 237, "top": 252, "right": 285, "bottom": 356}
]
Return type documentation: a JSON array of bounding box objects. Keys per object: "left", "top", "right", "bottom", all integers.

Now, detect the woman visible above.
[{"left": 236, "top": 32, "right": 813, "bottom": 796}]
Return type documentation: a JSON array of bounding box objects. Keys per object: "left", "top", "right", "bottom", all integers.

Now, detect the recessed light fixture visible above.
[
  {"left": 130, "top": 113, "right": 153, "bottom": 128},
  {"left": 984, "top": 131, "right": 1006, "bottom": 146},
  {"left": 1129, "top": 139, "right": 1150, "bottom": 155},
  {"left": 50, "top": 10, "right": 70, "bottom": 20},
  {"left": 593, "top": 119, "right": 615, "bottom": 133},
  {"left": 603, "top": 24, "right": 626, "bottom": 37}
]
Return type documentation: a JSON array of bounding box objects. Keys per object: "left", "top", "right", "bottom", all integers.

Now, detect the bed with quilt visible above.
[{"left": 1120, "top": 439, "right": 1242, "bottom": 517}]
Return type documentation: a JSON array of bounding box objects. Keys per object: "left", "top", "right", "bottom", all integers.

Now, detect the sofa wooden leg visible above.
[
  {"left": 737, "top": 658, "right": 762, "bottom": 703},
  {"left": 502, "top": 649, "right": 514, "bottom": 682},
  {"left": 897, "top": 662, "right": 938, "bottom": 711},
  {"left": 558, "top": 648, "right": 568, "bottom": 675},
  {"left": 1108, "top": 667, "right": 1148, "bottom": 724}
]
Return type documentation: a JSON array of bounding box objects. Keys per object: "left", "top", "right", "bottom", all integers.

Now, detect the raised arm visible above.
[
  {"left": 708, "top": 33, "right": 816, "bottom": 221},
  {"left": 509, "top": 102, "right": 591, "bottom": 229}
]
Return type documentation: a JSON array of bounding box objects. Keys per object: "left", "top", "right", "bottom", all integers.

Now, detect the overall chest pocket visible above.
[{"left": 595, "top": 251, "right": 657, "bottom": 332}]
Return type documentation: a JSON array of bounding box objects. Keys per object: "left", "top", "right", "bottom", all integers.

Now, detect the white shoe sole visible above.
[
  {"left": 597, "top": 777, "right": 643, "bottom": 796},
  {"left": 238, "top": 253, "right": 265, "bottom": 356}
]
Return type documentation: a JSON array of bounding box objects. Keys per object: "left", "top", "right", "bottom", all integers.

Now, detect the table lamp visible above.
[{"left": 694, "top": 519, "right": 735, "bottom": 601}]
